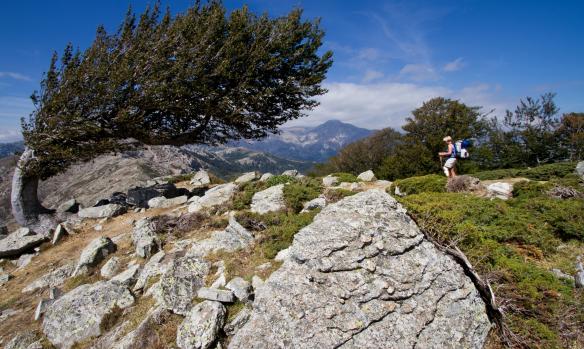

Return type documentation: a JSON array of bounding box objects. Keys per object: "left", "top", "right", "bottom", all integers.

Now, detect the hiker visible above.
[{"left": 439, "top": 136, "right": 457, "bottom": 178}]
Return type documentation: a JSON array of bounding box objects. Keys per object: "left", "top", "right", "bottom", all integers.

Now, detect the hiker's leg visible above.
[
  {"left": 443, "top": 165, "right": 449, "bottom": 177},
  {"left": 451, "top": 167, "right": 457, "bottom": 177}
]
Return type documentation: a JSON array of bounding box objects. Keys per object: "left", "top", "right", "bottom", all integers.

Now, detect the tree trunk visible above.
[{"left": 11, "top": 148, "right": 53, "bottom": 228}]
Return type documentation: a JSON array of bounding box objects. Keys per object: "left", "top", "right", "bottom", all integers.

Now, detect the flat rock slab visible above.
[
  {"left": 188, "top": 215, "right": 254, "bottom": 257},
  {"left": 177, "top": 300, "right": 226, "bottom": 349},
  {"left": 229, "top": 189, "right": 491, "bottom": 349},
  {"left": 159, "top": 256, "right": 210, "bottom": 315},
  {"left": 250, "top": 184, "right": 286, "bottom": 214},
  {"left": 42, "top": 281, "right": 134, "bottom": 349},
  {"left": 189, "top": 183, "right": 238, "bottom": 213},
  {"left": 147, "top": 195, "right": 188, "bottom": 208},
  {"left": 197, "top": 287, "right": 235, "bottom": 303},
  {"left": 78, "top": 204, "right": 127, "bottom": 219},
  {"left": 132, "top": 218, "right": 160, "bottom": 258},
  {"left": 0, "top": 228, "right": 48, "bottom": 258},
  {"left": 23, "top": 264, "right": 74, "bottom": 293}
]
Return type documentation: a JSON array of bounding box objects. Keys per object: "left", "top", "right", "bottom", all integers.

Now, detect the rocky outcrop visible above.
[
  {"left": 73, "top": 237, "right": 117, "bottom": 276},
  {"left": 176, "top": 301, "right": 226, "bottom": 349},
  {"left": 42, "top": 281, "right": 134, "bottom": 349},
  {"left": 127, "top": 183, "right": 185, "bottom": 208},
  {"left": 357, "top": 170, "right": 376, "bottom": 182},
  {"left": 229, "top": 189, "right": 491, "bottom": 348},
  {"left": 22, "top": 264, "right": 74, "bottom": 293},
  {"left": 78, "top": 204, "right": 127, "bottom": 219},
  {"left": 0, "top": 228, "right": 49, "bottom": 258},
  {"left": 188, "top": 215, "right": 254, "bottom": 257},
  {"left": 486, "top": 182, "right": 513, "bottom": 200},
  {"left": 235, "top": 171, "right": 260, "bottom": 184},
  {"left": 147, "top": 195, "right": 188, "bottom": 209},
  {"left": 250, "top": 184, "right": 286, "bottom": 214},
  {"left": 159, "top": 256, "right": 209, "bottom": 315},
  {"left": 132, "top": 218, "right": 160, "bottom": 258},
  {"left": 322, "top": 175, "right": 339, "bottom": 187},
  {"left": 188, "top": 183, "right": 237, "bottom": 213},
  {"left": 191, "top": 170, "right": 211, "bottom": 187},
  {"left": 259, "top": 173, "right": 273, "bottom": 182}
]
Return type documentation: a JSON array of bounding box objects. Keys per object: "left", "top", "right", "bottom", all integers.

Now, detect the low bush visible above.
[
  {"left": 472, "top": 162, "right": 577, "bottom": 181},
  {"left": 283, "top": 177, "right": 323, "bottom": 213},
  {"left": 265, "top": 175, "right": 297, "bottom": 187},
  {"left": 330, "top": 172, "right": 359, "bottom": 183},
  {"left": 323, "top": 188, "right": 356, "bottom": 203},
  {"left": 390, "top": 174, "right": 446, "bottom": 195}
]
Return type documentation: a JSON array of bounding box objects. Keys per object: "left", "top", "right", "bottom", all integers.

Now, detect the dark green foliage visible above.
[
  {"left": 472, "top": 162, "right": 577, "bottom": 181},
  {"left": 398, "top": 172, "right": 584, "bottom": 348},
  {"left": 22, "top": 1, "right": 332, "bottom": 179},
  {"left": 330, "top": 172, "right": 358, "bottom": 183},
  {"left": 557, "top": 112, "right": 584, "bottom": 161},
  {"left": 282, "top": 177, "right": 323, "bottom": 213},
  {"left": 265, "top": 175, "right": 297, "bottom": 187},
  {"left": 390, "top": 174, "right": 446, "bottom": 195},
  {"left": 230, "top": 181, "right": 267, "bottom": 210}
]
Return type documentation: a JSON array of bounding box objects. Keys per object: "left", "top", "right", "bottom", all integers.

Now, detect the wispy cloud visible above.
[
  {"left": 362, "top": 69, "right": 384, "bottom": 83},
  {"left": 0, "top": 128, "right": 22, "bottom": 142},
  {"left": 443, "top": 57, "right": 465, "bottom": 72},
  {"left": 399, "top": 64, "right": 438, "bottom": 81},
  {"left": 0, "top": 96, "right": 34, "bottom": 120},
  {"left": 0, "top": 72, "right": 32, "bottom": 81}
]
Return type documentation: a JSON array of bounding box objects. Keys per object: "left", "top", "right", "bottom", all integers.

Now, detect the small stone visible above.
[
  {"left": 147, "top": 195, "right": 188, "bottom": 209},
  {"left": 197, "top": 287, "right": 235, "bottom": 303},
  {"left": 176, "top": 301, "right": 226, "bottom": 349},
  {"left": 357, "top": 170, "right": 377, "bottom": 182},
  {"left": 73, "top": 237, "right": 117, "bottom": 276},
  {"left": 191, "top": 169, "right": 211, "bottom": 187},
  {"left": 57, "top": 198, "right": 79, "bottom": 214},
  {"left": 78, "top": 204, "right": 127, "bottom": 219},
  {"left": 110, "top": 263, "right": 141, "bottom": 287},
  {"left": 22, "top": 264, "right": 74, "bottom": 293},
  {"left": 322, "top": 175, "right": 339, "bottom": 187},
  {"left": 250, "top": 185, "right": 286, "bottom": 214},
  {"left": 225, "top": 277, "right": 252, "bottom": 302},
  {"left": 281, "top": 169, "right": 298, "bottom": 177},
  {"left": 52, "top": 224, "right": 68, "bottom": 245},
  {"left": 0, "top": 273, "right": 12, "bottom": 285},
  {"left": 15, "top": 254, "right": 34, "bottom": 268},
  {"left": 235, "top": 171, "right": 260, "bottom": 184},
  {"left": 100, "top": 257, "right": 122, "bottom": 279},
  {"left": 259, "top": 173, "right": 274, "bottom": 182}
]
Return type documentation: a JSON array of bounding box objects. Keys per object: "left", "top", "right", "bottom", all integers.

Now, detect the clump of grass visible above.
[
  {"left": 226, "top": 301, "right": 246, "bottom": 322},
  {"left": 390, "top": 174, "right": 446, "bottom": 195},
  {"left": 100, "top": 306, "right": 123, "bottom": 333},
  {"left": 62, "top": 273, "right": 99, "bottom": 292},
  {"left": 265, "top": 175, "right": 297, "bottom": 187},
  {"left": 231, "top": 181, "right": 268, "bottom": 210},
  {"left": 330, "top": 172, "right": 359, "bottom": 183}
]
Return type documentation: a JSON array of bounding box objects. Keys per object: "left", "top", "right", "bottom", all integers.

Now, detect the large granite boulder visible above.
[
  {"left": 73, "top": 237, "right": 117, "bottom": 276},
  {"left": 188, "top": 214, "right": 254, "bottom": 257},
  {"left": 176, "top": 300, "right": 226, "bottom": 349},
  {"left": 486, "top": 182, "right": 513, "bottom": 200},
  {"left": 188, "top": 183, "right": 238, "bottom": 213},
  {"left": 250, "top": 184, "right": 286, "bottom": 214},
  {"left": 131, "top": 218, "right": 161, "bottom": 258},
  {"left": 0, "top": 228, "right": 49, "bottom": 258},
  {"left": 159, "top": 256, "right": 210, "bottom": 315},
  {"left": 322, "top": 175, "right": 339, "bottom": 187},
  {"left": 42, "top": 281, "right": 134, "bottom": 349},
  {"left": 229, "top": 189, "right": 491, "bottom": 349},
  {"left": 78, "top": 204, "right": 127, "bottom": 219},
  {"left": 357, "top": 170, "right": 377, "bottom": 182}
]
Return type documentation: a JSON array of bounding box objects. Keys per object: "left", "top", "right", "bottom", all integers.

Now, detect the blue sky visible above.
[{"left": 1, "top": 0, "right": 583, "bottom": 141}]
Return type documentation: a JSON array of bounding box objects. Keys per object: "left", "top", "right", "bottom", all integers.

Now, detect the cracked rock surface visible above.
[{"left": 229, "top": 189, "right": 491, "bottom": 349}]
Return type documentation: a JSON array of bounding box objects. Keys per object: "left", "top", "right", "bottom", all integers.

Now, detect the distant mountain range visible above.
[
  {"left": 230, "top": 120, "right": 373, "bottom": 162},
  {"left": 0, "top": 141, "right": 24, "bottom": 158}
]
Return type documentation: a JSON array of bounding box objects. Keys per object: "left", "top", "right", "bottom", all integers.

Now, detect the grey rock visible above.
[
  {"left": 57, "top": 199, "right": 79, "bottom": 214},
  {"left": 251, "top": 275, "right": 264, "bottom": 292},
  {"left": 114, "top": 306, "right": 171, "bottom": 349},
  {"left": 339, "top": 182, "right": 364, "bottom": 191},
  {"left": 225, "top": 277, "right": 252, "bottom": 302},
  {"left": 575, "top": 261, "right": 584, "bottom": 288},
  {"left": 357, "top": 170, "right": 377, "bottom": 182},
  {"left": 188, "top": 195, "right": 201, "bottom": 203},
  {"left": 159, "top": 256, "right": 210, "bottom": 315},
  {"left": 42, "top": 281, "right": 134, "bottom": 349},
  {"left": 132, "top": 218, "right": 160, "bottom": 258},
  {"left": 274, "top": 248, "right": 291, "bottom": 262},
  {"left": 188, "top": 214, "right": 254, "bottom": 258},
  {"left": 551, "top": 268, "right": 574, "bottom": 282},
  {"left": 224, "top": 305, "right": 253, "bottom": 336},
  {"left": 0, "top": 228, "right": 48, "bottom": 258},
  {"left": 259, "top": 173, "right": 274, "bottom": 182},
  {"left": 52, "top": 223, "right": 68, "bottom": 245},
  {"left": 23, "top": 264, "right": 74, "bottom": 293},
  {"left": 322, "top": 175, "right": 339, "bottom": 187},
  {"left": 281, "top": 169, "right": 298, "bottom": 177},
  {"left": 110, "top": 263, "right": 141, "bottom": 287},
  {"left": 197, "top": 287, "right": 235, "bottom": 303},
  {"left": 147, "top": 195, "right": 188, "bottom": 208},
  {"left": 576, "top": 161, "right": 584, "bottom": 178},
  {"left": 100, "top": 257, "right": 122, "bottom": 279},
  {"left": 250, "top": 184, "right": 286, "bottom": 214},
  {"left": 78, "top": 204, "right": 127, "bottom": 219},
  {"left": 34, "top": 298, "right": 54, "bottom": 321},
  {"left": 15, "top": 253, "right": 34, "bottom": 268},
  {"left": 0, "top": 308, "right": 21, "bottom": 322},
  {"left": 5, "top": 332, "right": 42, "bottom": 349},
  {"left": 189, "top": 183, "right": 238, "bottom": 213},
  {"left": 191, "top": 170, "right": 211, "bottom": 187},
  {"left": 73, "top": 237, "right": 117, "bottom": 276},
  {"left": 133, "top": 251, "right": 166, "bottom": 292},
  {"left": 0, "top": 272, "right": 11, "bottom": 285},
  {"left": 301, "top": 197, "right": 326, "bottom": 212},
  {"left": 235, "top": 171, "right": 260, "bottom": 184},
  {"left": 229, "top": 189, "right": 491, "bottom": 349},
  {"left": 176, "top": 301, "right": 226, "bottom": 349},
  {"left": 487, "top": 182, "right": 513, "bottom": 200}
]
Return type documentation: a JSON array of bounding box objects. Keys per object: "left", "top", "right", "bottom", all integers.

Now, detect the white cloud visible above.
[
  {"left": 443, "top": 57, "right": 465, "bottom": 72},
  {"left": 0, "top": 96, "right": 34, "bottom": 119},
  {"left": 0, "top": 72, "right": 32, "bottom": 81},
  {"left": 0, "top": 128, "right": 22, "bottom": 142},
  {"left": 356, "top": 48, "right": 382, "bottom": 61},
  {"left": 399, "top": 64, "right": 439, "bottom": 81},
  {"left": 362, "top": 69, "right": 384, "bottom": 83}
]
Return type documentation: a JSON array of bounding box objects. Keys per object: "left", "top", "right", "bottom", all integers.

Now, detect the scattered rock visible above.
[
  {"left": 486, "top": 182, "right": 513, "bottom": 200},
  {"left": 34, "top": 298, "right": 54, "bottom": 321},
  {"left": 52, "top": 223, "right": 68, "bottom": 245},
  {"left": 339, "top": 182, "right": 364, "bottom": 191},
  {"left": 225, "top": 277, "right": 252, "bottom": 302},
  {"left": 357, "top": 170, "right": 377, "bottom": 182},
  {"left": 188, "top": 195, "right": 201, "bottom": 203},
  {"left": 159, "top": 256, "right": 209, "bottom": 315},
  {"left": 0, "top": 228, "right": 49, "bottom": 258},
  {"left": 42, "top": 281, "right": 134, "bottom": 349},
  {"left": 575, "top": 260, "right": 584, "bottom": 288},
  {"left": 132, "top": 218, "right": 160, "bottom": 258},
  {"left": 322, "top": 175, "right": 339, "bottom": 187},
  {"left": 57, "top": 198, "right": 79, "bottom": 214},
  {"left": 446, "top": 175, "right": 483, "bottom": 193},
  {"left": 110, "top": 263, "right": 141, "bottom": 287},
  {"left": 0, "top": 308, "right": 21, "bottom": 322},
  {"left": 191, "top": 169, "right": 211, "bottom": 187},
  {"left": 259, "top": 173, "right": 274, "bottom": 182},
  {"left": 551, "top": 268, "right": 574, "bottom": 282},
  {"left": 576, "top": 161, "right": 584, "bottom": 179},
  {"left": 78, "top": 204, "right": 127, "bottom": 219},
  {"left": 0, "top": 272, "right": 11, "bottom": 285},
  {"left": 250, "top": 184, "right": 286, "bottom": 214},
  {"left": 5, "top": 332, "right": 42, "bottom": 349},
  {"left": 229, "top": 189, "right": 491, "bottom": 348},
  {"left": 224, "top": 305, "right": 253, "bottom": 336},
  {"left": 301, "top": 197, "right": 326, "bottom": 212},
  {"left": 176, "top": 300, "right": 226, "bottom": 349},
  {"left": 235, "top": 171, "right": 260, "bottom": 184},
  {"left": 281, "top": 169, "right": 298, "bottom": 177},
  {"left": 188, "top": 214, "right": 254, "bottom": 257},
  {"left": 189, "top": 183, "right": 238, "bottom": 213},
  {"left": 73, "top": 237, "right": 117, "bottom": 276},
  {"left": 15, "top": 253, "right": 34, "bottom": 268},
  {"left": 133, "top": 251, "right": 166, "bottom": 292},
  {"left": 23, "top": 264, "right": 74, "bottom": 293},
  {"left": 147, "top": 195, "right": 188, "bottom": 209},
  {"left": 197, "top": 287, "right": 235, "bottom": 303}
]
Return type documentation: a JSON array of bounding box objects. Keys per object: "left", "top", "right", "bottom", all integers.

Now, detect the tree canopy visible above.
[{"left": 22, "top": 0, "right": 332, "bottom": 179}]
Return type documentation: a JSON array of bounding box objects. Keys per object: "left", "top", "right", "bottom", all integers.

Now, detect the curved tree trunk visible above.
[{"left": 11, "top": 148, "right": 53, "bottom": 228}]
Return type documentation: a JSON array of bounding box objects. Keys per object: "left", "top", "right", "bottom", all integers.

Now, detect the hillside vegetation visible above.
[{"left": 391, "top": 163, "right": 584, "bottom": 348}]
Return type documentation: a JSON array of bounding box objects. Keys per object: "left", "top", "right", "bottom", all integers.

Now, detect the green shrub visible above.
[
  {"left": 283, "top": 177, "right": 323, "bottom": 213},
  {"left": 231, "top": 181, "right": 267, "bottom": 210},
  {"left": 472, "top": 162, "right": 577, "bottom": 181},
  {"left": 265, "top": 175, "right": 297, "bottom": 187},
  {"left": 323, "top": 188, "right": 356, "bottom": 203},
  {"left": 390, "top": 174, "right": 446, "bottom": 195},
  {"left": 331, "top": 172, "right": 359, "bottom": 183},
  {"left": 472, "top": 168, "right": 520, "bottom": 180}
]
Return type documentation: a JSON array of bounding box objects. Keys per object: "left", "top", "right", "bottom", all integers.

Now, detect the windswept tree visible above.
[{"left": 12, "top": 1, "right": 332, "bottom": 229}]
